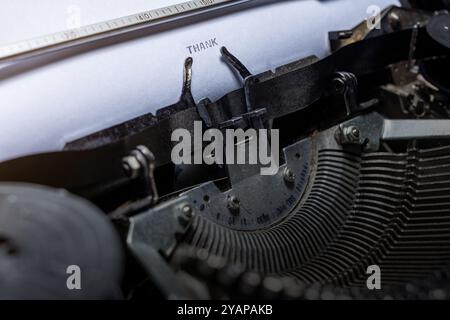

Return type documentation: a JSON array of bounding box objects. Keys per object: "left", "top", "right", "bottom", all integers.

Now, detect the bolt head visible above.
[
  {"left": 351, "top": 127, "right": 361, "bottom": 138},
  {"left": 340, "top": 126, "right": 362, "bottom": 144},
  {"left": 333, "top": 78, "right": 346, "bottom": 94},
  {"left": 181, "top": 204, "right": 193, "bottom": 218},
  {"left": 227, "top": 196, "right": 241, "bottom": 211},
  {"left": 283, "top": 168, "right": 296, "bottom": 184},
  {"left": 122, "top": 156, "right": 141, "bottom": 179}
]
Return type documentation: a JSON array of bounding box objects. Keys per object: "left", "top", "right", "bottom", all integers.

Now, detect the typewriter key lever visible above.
[{"left": 220, "top": 46, "right": 267, "bottom": 130}]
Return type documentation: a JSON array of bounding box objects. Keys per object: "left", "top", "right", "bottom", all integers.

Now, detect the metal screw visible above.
[
  {"left": 178, "top": 204, "right": 194, "bottom": 227},
  {"left": 227, "top": 196, "right": 241, "bottom": 211},
  {"left": 333, "top": 77, "right": 346, "bottom": 94},
  {"left": 351, "top": 127, "right": 361, "bottom": 138},
  {"left": 122, "top": 155, "right": 141, "bottom": 179},
  {"left": 283, "top": 168, "right": 296, "bottom": 184},
  {"left": 341, "top": 126, "right": 361, "bottom": 144},
  {"left": 181, "top": 204, "right": 193, "bottom": 218}
]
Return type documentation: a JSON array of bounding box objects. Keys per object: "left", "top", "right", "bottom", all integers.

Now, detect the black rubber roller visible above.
[{"left": 0, "top": 183, "right": 123, "bottom": 299}]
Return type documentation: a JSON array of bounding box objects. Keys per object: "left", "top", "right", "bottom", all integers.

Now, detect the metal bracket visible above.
[
  {"left": 242, "top": 76, "right": 267, "bottom": 130},
  {"left": 196, "top": 98, "right": 213, "bottom": 128},
  {"left": 333, "top": 71, "right": 359, "bottom": 115},
  {"left": 220, "top": 46, "right": 267, "bottom": 130},
  {"left": 122, "top": 145, "right": 159, "bottom": 203},
  {"left": 382, "top": 118, "right": 450, "bottom": 140},
  {"left": 336, "top": 112, "right": 450, "bottom": 152},
  {"left": 127, "top": 197, "right": 195, "bottom": 299}
]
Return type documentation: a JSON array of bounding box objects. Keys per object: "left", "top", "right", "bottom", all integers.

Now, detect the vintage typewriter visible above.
[{"left": 0, "top": 0, "right": 449, "bottom": 300}]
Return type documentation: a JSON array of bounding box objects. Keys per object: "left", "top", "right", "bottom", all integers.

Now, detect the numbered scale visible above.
[{"left": 0, "top": 0, "right": 257, "bottom": 65}]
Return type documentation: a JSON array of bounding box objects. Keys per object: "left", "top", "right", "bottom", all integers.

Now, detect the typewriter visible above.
[{"left": 0, "top": 0, "right": 449, "bottom": 300}]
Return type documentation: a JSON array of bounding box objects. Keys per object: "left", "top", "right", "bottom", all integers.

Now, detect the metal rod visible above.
[{"left": 0, "top": 0, "right": 256, "bottom": 64}]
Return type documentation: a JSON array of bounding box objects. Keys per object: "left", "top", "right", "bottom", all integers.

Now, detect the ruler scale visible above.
[{"left": 0, "top": 0, "right": 256, "bottom": 64}]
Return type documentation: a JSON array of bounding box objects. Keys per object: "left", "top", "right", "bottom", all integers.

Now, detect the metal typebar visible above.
[{"left": 383, "top": 119, "right": 450, "bottom": 140}]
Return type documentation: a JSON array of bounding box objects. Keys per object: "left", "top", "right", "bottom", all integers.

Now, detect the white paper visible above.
[{"left": 0, "top": 0, "right": 398, "bottom": 161}]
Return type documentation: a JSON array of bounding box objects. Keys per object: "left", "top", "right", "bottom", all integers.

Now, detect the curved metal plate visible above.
[{"left": 181, "top": 138, "right": 314, "bottom": 231}]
